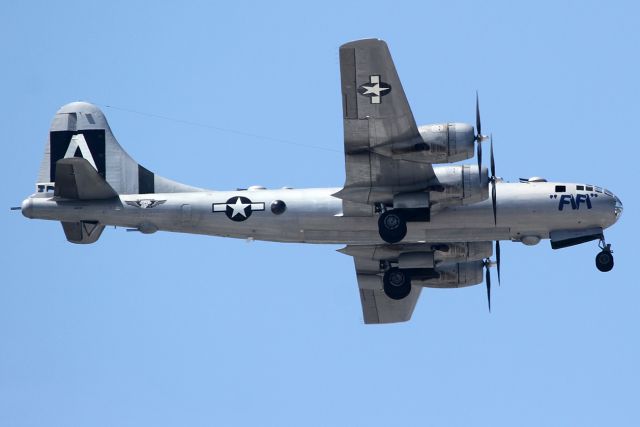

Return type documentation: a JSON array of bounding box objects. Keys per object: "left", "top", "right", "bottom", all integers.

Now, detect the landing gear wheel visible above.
[
  {"left": 378, "top": 211, "right": 407, "bottom": 244},
  {"left": 383, "top": 268, "right": 412, "bottom": 300},
  {"left": 595, "top": 250, "right": 614, "bottom": 272}
]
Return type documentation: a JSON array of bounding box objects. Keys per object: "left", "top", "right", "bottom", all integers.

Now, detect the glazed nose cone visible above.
[{"left": 613, "top": 194, "right": 623, "bottom": 222}]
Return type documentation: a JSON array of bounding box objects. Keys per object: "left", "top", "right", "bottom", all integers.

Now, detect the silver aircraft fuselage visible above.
[{"left": 22, "top": 179, "right": 622, "bottom": 245}]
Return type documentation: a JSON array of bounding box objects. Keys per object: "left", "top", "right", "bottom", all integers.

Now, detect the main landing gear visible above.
[
  {"left": 381, "top": 265, "right": 441, "bottom": 300},
  {"left": 595, "top": 238, "right": 614, "bottom": 272},
  {"left": 383, "top": 267, "right": 412, "bottom": 300},
  {"left": 377, "top": 203, "right": 430, "bottom": 244},
  {"left": 378, "top": 211, "right": 407, "bottom": 244}
]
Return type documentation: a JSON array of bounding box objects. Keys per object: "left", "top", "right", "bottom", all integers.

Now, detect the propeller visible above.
[
  {"left": 475, "top": 94, "right": 501, "bottom": 308},
  {"left": 475, "top": 93, "right": 497, "bottom": 225},
  {"left": 475, "top": 92, "right": 488, "bottom": 172},
  {"left": 482, "top": 241, "right": 503, "bottom": 311}
]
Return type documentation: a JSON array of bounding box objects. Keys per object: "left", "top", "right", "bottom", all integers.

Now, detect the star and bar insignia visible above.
[
  {"left": 357, "top": 75, "right": 392, "bottom": 104},
  {"left": 212, "top": 196, "right": 265, "bottom": 222}
]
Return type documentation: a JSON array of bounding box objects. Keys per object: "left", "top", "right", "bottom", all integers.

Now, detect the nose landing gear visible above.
[{"left": 595, "top": 238, "right": 614, "bottom": 272}]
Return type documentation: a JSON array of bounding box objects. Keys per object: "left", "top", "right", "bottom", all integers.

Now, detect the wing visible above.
[
  {"left": 335, "top": 39, "right": 438, "bottom": 215},
  {"left": 342, "top": 241, "right": 493, "bottom": 323},
  {"left": 344, "top": 245, "right": 422, "bottom": 324}
]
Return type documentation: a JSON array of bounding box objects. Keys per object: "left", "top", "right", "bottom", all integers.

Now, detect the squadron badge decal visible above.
[
  {"left": 126, "top": 199, "right": 166, "bottom": 209},
  {"left": 213, "top": 196, "right": 265, "bottom": 222},
  {"left": 357, "top": 75, "right": 391, "bottom": 104}
]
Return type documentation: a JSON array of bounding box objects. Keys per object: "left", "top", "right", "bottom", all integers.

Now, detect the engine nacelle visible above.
[
  {"left": 340, "top": 242, "right": 492, "bottom": 264},
  {"left": 392, "top": 123, "right": 475, "bottom": 163},
  {"left": 430, "top": 165, "right": 489, "bottom": 207},
  {"left": 434, "top": 242, "right": 493, "bottom": 263},
  {"left": 395, "top": 242, "right": 492, "bottom": 268},
  {"left": 412, "top": 261, "right": 484, "bottom": 289}
]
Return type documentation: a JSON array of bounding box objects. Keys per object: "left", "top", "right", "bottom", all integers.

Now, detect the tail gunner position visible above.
[{"left": 18, "top": 39, "right": 623, "bottom": 324}]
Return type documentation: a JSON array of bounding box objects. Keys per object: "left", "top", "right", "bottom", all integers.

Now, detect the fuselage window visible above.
[
  {"left": 576, "top": 185, "right": 584, "bottom": 190},
  {"left": 555, "top": 185, "right": 566, "bottom": 192}
]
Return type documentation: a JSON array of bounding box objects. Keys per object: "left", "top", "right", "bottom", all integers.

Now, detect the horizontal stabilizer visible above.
[
  {"left": 61, "top": 221, "right": 105, "bottom": 244},
  {"left": 54, "top": 158, "right": 118, "bottom": 200}
]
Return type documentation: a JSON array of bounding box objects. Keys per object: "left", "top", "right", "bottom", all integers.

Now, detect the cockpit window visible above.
[
  {"left": 555, "top": 185, "right": 566, "bottom": 192},
  {"left": 37, "top": 184, "right": 55, "bottom": 193},
  {"left": 595, "top": 187, "right": 602, "bottom": 193},
  {"left": 576, "top": 185, "right": 584, "bottom": 190},
  {"left": 605, "top": 189, "right": 613, "bottom": 196},
  {"left": 586, "top": 185, "right": 593, "bottom": 191}
]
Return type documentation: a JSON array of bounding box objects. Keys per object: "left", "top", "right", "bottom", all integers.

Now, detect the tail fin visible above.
[{"left": 36, "top": 101, "right": 201, "bottom": 195}]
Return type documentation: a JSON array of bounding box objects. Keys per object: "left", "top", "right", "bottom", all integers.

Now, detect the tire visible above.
[
  {"left": 383, "top": 268, "right": 412, "bottom": 300},
  {"left": 595, "top": 251, "right": 614, "bottom": 272},
  {"left": 378, "top": 211, "right": 407, "bottom": 244}
]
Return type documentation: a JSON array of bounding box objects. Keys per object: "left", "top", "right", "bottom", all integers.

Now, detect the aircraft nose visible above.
[{"left": 613, "top": 194, "right": 623, "bottom": 221}]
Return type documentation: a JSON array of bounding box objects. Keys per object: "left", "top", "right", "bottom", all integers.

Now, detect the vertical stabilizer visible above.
[{"left": 36, "top": 101, "right": 201, "bottom": 195}]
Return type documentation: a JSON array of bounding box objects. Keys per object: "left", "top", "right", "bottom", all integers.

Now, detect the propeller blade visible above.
[
  {"left": 485, "top": 262, "right": 491, "bottom": 312},
  {"left": 496, "top": 240, "right": 501, "bottom": 285},
  {"left": 490, "top": 134, "right": 495, "bottom": 178},
  {"left": 475, "top": 91, "right": 482, "bottom": 138},
  {"left": 492, "top": 180, "right": 497, "bottom": 226},
  {"left": 477, "top": 139, "right": 483, "bottom": 172}
]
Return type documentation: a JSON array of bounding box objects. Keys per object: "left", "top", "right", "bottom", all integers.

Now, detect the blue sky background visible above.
[{"left": 1, "top": 1, "right": 638, "bottom": 426}]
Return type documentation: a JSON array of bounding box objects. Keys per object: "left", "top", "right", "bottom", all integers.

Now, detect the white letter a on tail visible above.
[{"left": 63, "top": 134, "right": 98, "bottom": 171}]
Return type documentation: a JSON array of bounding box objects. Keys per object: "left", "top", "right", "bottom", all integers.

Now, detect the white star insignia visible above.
[
  {"left": 361, "top": 83, "right": 390, "bottom": 97},
  {"left": 229, "top": 197, "right": 249, "bottom": 218}
]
